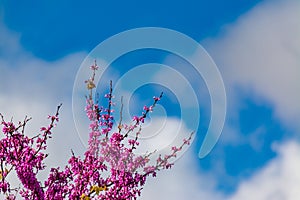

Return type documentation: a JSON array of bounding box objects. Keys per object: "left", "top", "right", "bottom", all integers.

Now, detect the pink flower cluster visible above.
[
  {"left": 0, "top": 107, "right": 60, "bottom": 199},
  {"left": 0, "top": 61, "right": 193, "bottom": 199}
]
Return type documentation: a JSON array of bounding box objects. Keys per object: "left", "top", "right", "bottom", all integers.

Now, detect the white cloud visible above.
[
  {"left": 142, "top": 140, "right": 300, "bottom": 200},
  {"left": 204, "top": 0, "right": 300, "bottom": 132},
  {"left": 228, "top": 140, "right": 300, "bottom": 200},
  {"left": 0, "top": 20, "right": 88, "bottom": 192},
  {"left": 141, "top": 148, "right": 224, "bottom": 200},
  {"left": 199, "top": 0, "right": 300, "bottom": 199}
]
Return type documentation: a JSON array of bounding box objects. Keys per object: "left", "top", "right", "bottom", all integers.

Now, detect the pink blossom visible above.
[{"left": 0, "top": 63, "right": 192, "bottom": 200}]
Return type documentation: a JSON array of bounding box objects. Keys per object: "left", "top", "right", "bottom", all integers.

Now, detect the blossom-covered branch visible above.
[{"left": 0, "top": 61, "right": 193, "bottom": 200}]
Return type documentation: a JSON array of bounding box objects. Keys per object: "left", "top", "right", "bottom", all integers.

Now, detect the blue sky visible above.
[
  {"left": 1, "top": 0, "right": 261, "bottom": 60},
  {"left": 1, "top": 0, "right": 300, "bottom": 199}
]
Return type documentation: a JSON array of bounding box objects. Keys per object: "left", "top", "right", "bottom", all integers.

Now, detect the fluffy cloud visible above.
[
  {"left": 201, "top": 0, "right": 300, "bottom": 199},
  {"left": 141, "top": 141, "right": 300, "bottom": 200},
  {"left": 141, "top": 149, "right": 224, "bottom": 200},
  {"left": 229, "top": 141, "right": 300, "bottom": 200},
  {"left": 0, "top": 20, "right": 88, "bottom": 187},
  {"left": 204, "top": 0, "right": 300, "bottom": 132}
]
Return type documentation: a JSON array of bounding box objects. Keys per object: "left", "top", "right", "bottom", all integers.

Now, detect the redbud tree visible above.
[{"left": 0, "top": 62, "right": 192, "bottom": 200}]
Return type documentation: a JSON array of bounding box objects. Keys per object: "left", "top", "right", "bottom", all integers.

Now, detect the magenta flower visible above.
[{"left": 0, "top": 63, "right": 193, "bottom": 199}]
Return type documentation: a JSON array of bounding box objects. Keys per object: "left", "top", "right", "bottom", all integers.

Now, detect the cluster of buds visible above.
[{"left": 0, "top": 61, "right": 193, "bottom": 199}]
